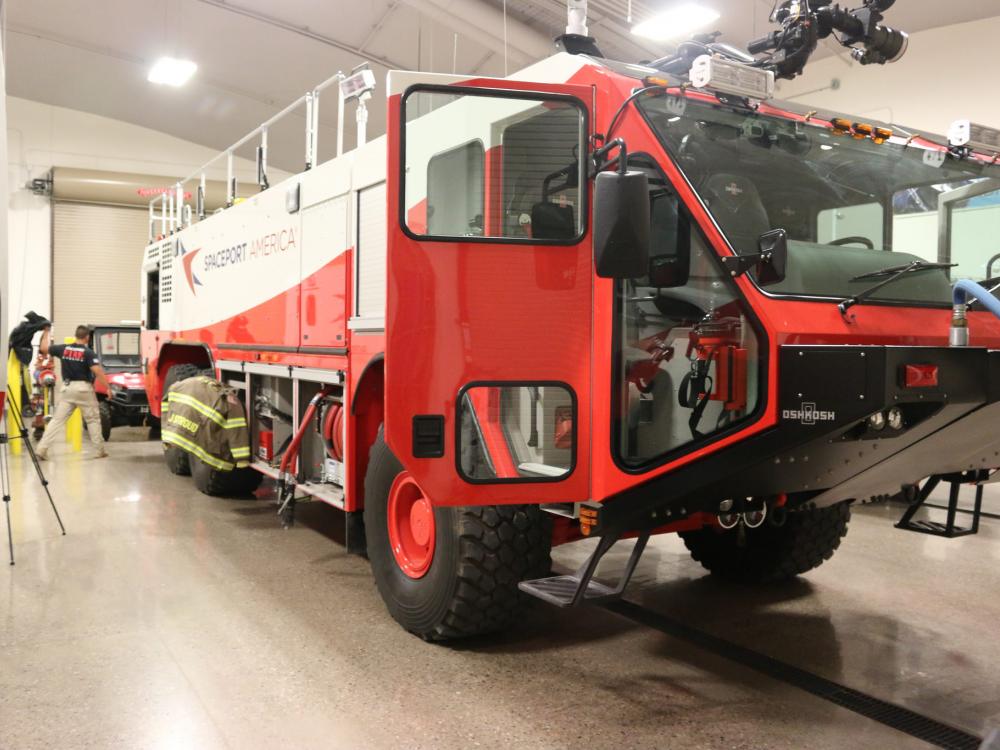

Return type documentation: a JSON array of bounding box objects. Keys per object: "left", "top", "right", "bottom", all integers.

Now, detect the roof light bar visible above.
[
  {"left": 689, "top": 55, "right": 774, "bottom": 100},
  {"left": 949, "top": 119, "right": 1000, "bottom": 153}
]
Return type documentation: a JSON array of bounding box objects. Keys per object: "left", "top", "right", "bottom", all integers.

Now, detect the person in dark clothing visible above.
[
  {"left": 35, "top": 325, "right": 112, "bottom": 460},
  {"left": 9, "top": 311, "right": 52, "bottom": 413}
]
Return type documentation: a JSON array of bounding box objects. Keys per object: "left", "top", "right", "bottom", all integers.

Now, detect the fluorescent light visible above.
[
  {"left": 632, "top": 4, "right": 720, "bottom": 41},
  {"left": 148, "top": 57, "right": 198, "bottom": 87}
]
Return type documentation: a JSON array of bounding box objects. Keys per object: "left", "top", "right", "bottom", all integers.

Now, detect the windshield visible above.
[
  {"left": 638, "top": 93, "right": 1000, "bottom": 305},
  {"left": 94, "top": 328, "right": 141, "bottom": 370}
]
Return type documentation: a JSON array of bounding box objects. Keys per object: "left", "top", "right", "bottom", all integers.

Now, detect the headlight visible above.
[{"left": 887, "top": 407, "right": 904, "bottom": 431}]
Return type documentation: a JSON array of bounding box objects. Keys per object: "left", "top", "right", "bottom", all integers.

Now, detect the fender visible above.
[
  {"left": 348, "top": 352, "right": 385, "bottom": 510},
  {"left": 146, "top": 341, "right": 215, "bottom": 419}
]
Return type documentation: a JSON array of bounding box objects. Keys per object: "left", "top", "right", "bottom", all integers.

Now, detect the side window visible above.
[
  {"left": 146, "top": 270, "right": 160, "bottom": 330},
  {"left": 817, "top": 201, "right": 884, "bottom": 249},
  {"left": 402, "top": 87, "right": 586, "bottom": 242},
  {"left": 458, "top": 384, "right": 574, "bottom": 482},
  {"left": 615, "top": 161, "right": 762, "bottom": 468}
]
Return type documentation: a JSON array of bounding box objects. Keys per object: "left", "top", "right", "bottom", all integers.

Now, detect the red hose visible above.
[
  {"left": 279, "top": 386, "right": 333, "bottom": 476},
  {"left": 322, "top": 401, "right": 344, "bottom": 461}
]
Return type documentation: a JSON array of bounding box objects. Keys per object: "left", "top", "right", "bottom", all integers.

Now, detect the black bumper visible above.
[
  {"left": 108, "top": 389, "right": 150, "bottom": 423},
  {"left": 597, "top": 345, "right": 1000, "bottom": 536}
]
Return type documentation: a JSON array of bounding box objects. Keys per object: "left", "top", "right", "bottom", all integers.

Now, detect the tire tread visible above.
[
  {"left": 680, "top": 502, "right": 851, "bottom": 583},
  {"left": 364, "top": 429, "right": 551, "bottom": 641}
]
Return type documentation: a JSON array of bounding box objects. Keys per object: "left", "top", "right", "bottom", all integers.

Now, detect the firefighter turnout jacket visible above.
[{"left": 161, "top": 376, "right": 251, "bottom": 470}]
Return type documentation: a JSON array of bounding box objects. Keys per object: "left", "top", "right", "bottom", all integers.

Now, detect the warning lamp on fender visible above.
[{"left": 902, "top": 364, "right": 939, "bottom": 388}]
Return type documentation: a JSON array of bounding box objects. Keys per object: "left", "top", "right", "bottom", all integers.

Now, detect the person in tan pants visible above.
[{"left": 35, "top": 325, "right": 112, "bottom": 460}]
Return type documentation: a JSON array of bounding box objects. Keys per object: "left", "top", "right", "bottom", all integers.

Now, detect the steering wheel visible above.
[{"left": 829, "top": 235, "right": 875, "bottom": 249}]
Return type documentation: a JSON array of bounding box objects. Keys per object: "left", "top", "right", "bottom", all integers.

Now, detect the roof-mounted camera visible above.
[
  {"left": 748, "top": 0, "right": 908, "bottom": 79},
  {"left": 651, "top": 0, "right": 907, "bottom": 84}
]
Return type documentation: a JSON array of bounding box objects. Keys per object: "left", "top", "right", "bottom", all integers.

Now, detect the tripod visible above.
[{"left": 1, "top": 389, "right": 65, "bottom": 565}]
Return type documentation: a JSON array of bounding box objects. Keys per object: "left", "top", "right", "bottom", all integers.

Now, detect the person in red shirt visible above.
[{"left": 35, "top": 325, "right": 112, "bottom": 460}]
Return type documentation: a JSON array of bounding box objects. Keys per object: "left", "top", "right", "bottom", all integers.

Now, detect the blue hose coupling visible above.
[
  {"left": 950, "top": 303, "right": 969, "bottom": 347},
  {"left": 950, "top": 279, "right": 1000, "bottom": 346}
]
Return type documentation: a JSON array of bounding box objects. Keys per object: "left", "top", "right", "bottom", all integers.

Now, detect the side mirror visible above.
[
  {"left": 593, "top": 170, "right": 650, "bottom": 278},
  {"left": 720, "top": 228, "right": 788, "bottom": 286}
]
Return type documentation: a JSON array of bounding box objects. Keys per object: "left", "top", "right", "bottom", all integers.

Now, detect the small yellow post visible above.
[
  {"left": 63, "top": 336, "right": 83, "bottom": 451},
  {"left": 6, "top": 351, "right": 23, "bottom": 455}
]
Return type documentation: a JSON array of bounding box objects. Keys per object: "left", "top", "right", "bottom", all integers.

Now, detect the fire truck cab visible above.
[{"left": 141, "top": 46, "right": 1000, "bottom": 639}]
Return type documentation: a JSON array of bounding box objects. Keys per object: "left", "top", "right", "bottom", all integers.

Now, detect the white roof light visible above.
[
  {"left": 632, "top": 4, "right": 720, "bottom": 41},
  {"left": 148, "top": 57, "right": 198, "bottom": 87}
]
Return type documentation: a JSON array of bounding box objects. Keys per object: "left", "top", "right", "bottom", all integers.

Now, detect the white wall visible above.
[
  {"left": 0, "top": 33, "right": 8, "bottom": 389},
  {"left": 777, "top": 15, "right": 1000, "bottom": 136},
  {"left": 6, "top": 96, "right": 266, "bottom": 326}
]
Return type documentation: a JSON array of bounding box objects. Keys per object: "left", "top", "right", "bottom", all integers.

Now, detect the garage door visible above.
[{"left": 52, "top": 202, "right": 147, "bottom": 340}]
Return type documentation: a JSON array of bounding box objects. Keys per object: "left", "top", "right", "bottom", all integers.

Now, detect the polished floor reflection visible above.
[{"left": 1, "top": 429, "right": 998, "bottom": 749}]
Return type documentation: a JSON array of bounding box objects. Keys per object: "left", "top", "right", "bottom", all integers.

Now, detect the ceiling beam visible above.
[
  {"left": 193, "top": 0, "right": 408, "bottom": 71},
  {"left": 359, "top": 1, "right": 401, "bottom": 53}
]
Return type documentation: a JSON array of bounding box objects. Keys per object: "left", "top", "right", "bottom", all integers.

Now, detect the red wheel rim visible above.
[{"left": 386, "top": 472, "right": 435, "bottom": 578}]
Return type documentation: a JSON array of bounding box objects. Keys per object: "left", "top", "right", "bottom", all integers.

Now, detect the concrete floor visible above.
[{"left": 2, "top": 429, "right": 999, "bottom": 749}]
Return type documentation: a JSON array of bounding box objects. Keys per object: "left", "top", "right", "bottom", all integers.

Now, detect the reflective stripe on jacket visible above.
[{"left": 161, "top": 375, "right": 251, "bottom": 471}]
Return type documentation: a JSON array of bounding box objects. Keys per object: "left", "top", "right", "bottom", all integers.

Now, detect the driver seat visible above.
[{"left": 701, "top": 173, "right": 771, "bottom": 255}]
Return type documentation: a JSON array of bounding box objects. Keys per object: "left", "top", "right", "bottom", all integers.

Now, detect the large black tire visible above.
[
  {"left": 159, "top": 363, "right": 205, "bottom": 475},
  {"left": 164, "top": 444, "right": 192, "bottom": 476},
  {"left": 162, "top": 363, "right": 204, "bottom": 394},
  {"left": 680, "top": 502, "right": 851, "bottom": 583},
  {"left": 99, "top": 400, "right": 112, "bottom": 442},
  {"left": 364, "top": 428, "right": 551, "bottom": 641},
  {"left": 191, "top": 457, "right": 264, "bottom": 497}
]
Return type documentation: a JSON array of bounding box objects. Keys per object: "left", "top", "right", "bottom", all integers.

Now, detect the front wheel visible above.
[
  {"left": 364, "top": 428, "right": 551, "bottom": 641},
  {"left": 680, "top": 501, "right": 851, "bottom": 583},
  {"left": 99, "top": 400, "right": 112, "bottom": 442}
]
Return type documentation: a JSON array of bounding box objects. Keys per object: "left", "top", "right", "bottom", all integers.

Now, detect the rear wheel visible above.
[
  {"left": 680, "top": 502, "right": 851, "bottom": 583},
  {"left": 159, "top": 363, "right": 207, "bottom": 476},
  {"left": 164, "top": 444, "right": 191, "bottom": 476},
  {"left": 364, "top": 428, "right": 551, "bottom": 641},
  {"left": 99, "top": 400, "right": 112, "bottom": 442},
  {"left": 191, "top": 457, "right": 263, "bottom": 496}
]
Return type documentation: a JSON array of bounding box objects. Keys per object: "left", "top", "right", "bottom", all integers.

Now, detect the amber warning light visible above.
[{"left": 903, "top": 364, "right": 938, "bottom": 388}]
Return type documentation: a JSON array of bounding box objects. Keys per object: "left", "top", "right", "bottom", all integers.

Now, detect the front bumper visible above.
[
  {"left": 108, "top": 388, "right": 150, "bottom": 422},
  {"left": 597, "top": 345, "right": 1000, "bottom": 536}
]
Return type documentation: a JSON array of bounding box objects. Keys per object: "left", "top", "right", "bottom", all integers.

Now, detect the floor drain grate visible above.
[{"left": 605, "top": 599, "right": 983, "bottom": 750}]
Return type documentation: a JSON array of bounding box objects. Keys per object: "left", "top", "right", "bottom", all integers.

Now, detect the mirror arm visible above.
[
  {"left": 590, "top": 138, "right": 629, "bottom": 178},
  {"left": 721, "top": 250, "right": 771, "bottom": 278}
]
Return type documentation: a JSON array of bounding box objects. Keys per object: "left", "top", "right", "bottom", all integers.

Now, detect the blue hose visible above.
[{"left": 953, "top": 279, "right": 1000, "bottom": 320}]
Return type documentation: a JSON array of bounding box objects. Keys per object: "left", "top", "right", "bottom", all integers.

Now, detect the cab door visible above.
[{"left": 385, "top": 72, "right": 594, "bottom": 506}]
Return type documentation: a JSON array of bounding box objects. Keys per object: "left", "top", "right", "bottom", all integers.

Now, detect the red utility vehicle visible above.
[
  {"left": 90, "top": 325, "right": 152, "bottom": 441},
  {"left": 140, "top": 2, "right": 1000, "bottom": 639}
]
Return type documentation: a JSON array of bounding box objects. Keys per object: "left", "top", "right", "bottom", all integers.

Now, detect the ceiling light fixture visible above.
[
  {"left": 148, "top": 57, "right": 198, "bottom": 87},
  {"left": 631, "top": 4, "right": 720, "bottom": 41}
]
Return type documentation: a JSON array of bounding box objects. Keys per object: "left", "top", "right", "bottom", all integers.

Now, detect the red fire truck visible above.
[{"left": 142, "top": 2, "right": 1000, "bottom": 639}]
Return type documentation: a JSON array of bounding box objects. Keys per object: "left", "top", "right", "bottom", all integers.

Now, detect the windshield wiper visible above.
[{"left": 837, "top": 260, "right": 955, "bottom": 315}]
